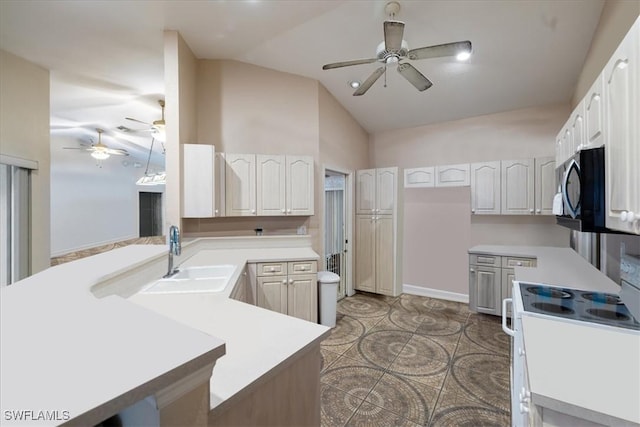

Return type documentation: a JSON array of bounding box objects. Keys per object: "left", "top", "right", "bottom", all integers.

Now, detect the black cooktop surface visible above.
[{"left": 519, "top": 283, "right": 640, "bottom": 331}]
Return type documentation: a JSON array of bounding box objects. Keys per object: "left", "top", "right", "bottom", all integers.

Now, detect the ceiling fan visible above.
[
  {"left": 322, "top": 1, "right": 472, "bottom": 96},
  {"left": 125, "top": 99, "right": 166, "bottom": 141},
  {"left": 63, "top": 128, "right": 129, "bottom": 160}
]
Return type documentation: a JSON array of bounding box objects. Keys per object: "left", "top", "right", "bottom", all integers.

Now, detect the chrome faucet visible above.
[{"left": 164, "top": 225, "right": 181, "bottom": 278}]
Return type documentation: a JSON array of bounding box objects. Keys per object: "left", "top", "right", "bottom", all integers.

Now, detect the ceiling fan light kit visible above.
[
  {"left": 125, "top": 99, "right": 166, "bottom": 142},
  {"left": 322, "top": 1, "right": 472, "bottom": 96}
]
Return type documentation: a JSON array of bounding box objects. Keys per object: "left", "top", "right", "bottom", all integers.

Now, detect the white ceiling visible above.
[{"left": 0, "top": 0, "right": 604, "bottom": 161}]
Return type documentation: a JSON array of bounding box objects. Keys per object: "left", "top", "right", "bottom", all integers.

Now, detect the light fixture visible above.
[
  {"left": 135, "top": 136, "right": 166, "bottom": 186},
  {"left": 385, "top": 55, "right": 399, "bottom": 66},
  {"left": 90, "top": 129, "right": 110, "bottom": 160},
  {"left": 349, "top": 80, "right": 361, "bottom": 89},
  {"left": 456, "top": 50, "right": 471, "bottom": 61}
]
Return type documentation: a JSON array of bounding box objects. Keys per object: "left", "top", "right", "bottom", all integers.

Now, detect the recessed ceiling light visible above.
[
  {"left": 349, "top": 80, "right": 361, "bottom": 89},
  {"left": 456, "top": 51, "right": 471, "bottom": 61}
]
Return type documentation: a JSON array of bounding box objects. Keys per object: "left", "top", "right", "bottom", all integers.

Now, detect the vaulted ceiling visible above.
[{"left": 0, "top": 0, "right": 604, "bottom": 161}]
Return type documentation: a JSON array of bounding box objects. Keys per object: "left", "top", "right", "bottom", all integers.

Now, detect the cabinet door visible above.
[
  {"left": 584, "top": 74, "right": 606, "bottom": 149},
  {"left": 469, "top": 265, "right": 501, "bottom": 315},
  {"left": 404, "top": 167, "right": 435, "bottom": 188},
  {"left": 376, "top": 167, "right": 397, "bottom": 215},
  {"left": 257, "top": 155, "right": 286, "bottom": 216},
  {"left": 225, "top": 154, "right": 256, "bottom": 216},
  {"left": 605, "top": 18, "right": 640, "bottom": 234},
  {"left": 470, "top": 162, "right": 501, "bottom": 215},
  {"left": 435, "top": 163, "right": 470, "bottom": 187},
  {"left": 375, "top": 216, "right": 395, "bottom": 296},
  {"left": 183, "top": 144, "right": 215, "bottom": 218},
  {"left": 257, "top": 276, "right": 287, "bottom": 315},
  {"left": 286, "top": 155, "right": 314, "bottom": 216},
  {"left": 570, "top": 103, "right": 585, "bottom": 154},
  {"left": 287, "top": 273, "right": 318, "bottom": 322},
  {"left": 356, "top": 169, "right": 376, "bottom": 215},
  {"left": 355, "top": 215, "right": 376, "bottom": 292},
  {"left": 501, "top": 159, "right": 534, "bottom": 215},
  {"left": 501, "top": 269, "right": 515, "bottom": 317},
  {"left": 534, "top": 157, "right": 556, "bottom": 215}
]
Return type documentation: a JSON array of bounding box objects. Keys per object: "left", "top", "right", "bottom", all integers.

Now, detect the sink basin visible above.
[{"left": 140, "top": 265, "right": 236, "bottom": 294}]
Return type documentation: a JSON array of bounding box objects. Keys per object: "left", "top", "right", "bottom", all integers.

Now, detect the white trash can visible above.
[{"left": 318, "top": 271, "right": 340, "bottom": 327}]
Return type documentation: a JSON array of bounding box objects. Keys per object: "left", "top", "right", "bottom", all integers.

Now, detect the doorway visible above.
[
  {"left": 324, "top": 170, "right": 349, "bottom": 300},
  {"left": 139, "top": 192, "right": 163, "bottom": 237}
]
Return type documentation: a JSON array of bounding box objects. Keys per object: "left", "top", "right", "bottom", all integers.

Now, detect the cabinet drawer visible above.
[
  {"left": 469, "top": 254, "right": 500, "bottom": 267},
  {"left": 257, "top": 262, "right": 287, "bottom": 276},
  {"left": 288, "top": 260, "right": 317, "bottom": 275},
  {"left": 502, "top": 257, "right": 537, "bottom": 268}
]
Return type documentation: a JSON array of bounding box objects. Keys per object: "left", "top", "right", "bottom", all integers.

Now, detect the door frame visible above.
[{"left": 322, "top": 165, "right": 354, "bottom": 297}]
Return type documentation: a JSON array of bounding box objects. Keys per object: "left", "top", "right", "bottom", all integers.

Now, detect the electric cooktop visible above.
[{"left": 519, "top": 283, "right": 640, "bottom": 331}]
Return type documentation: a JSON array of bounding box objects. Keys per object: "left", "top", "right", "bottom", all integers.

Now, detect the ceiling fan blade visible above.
[
  {"left": 408, "top": 40, "right": 472, "bottom": 60},
  {"left": 353, "top": 67, "right": 385, "bottom": 96},
  {"left": 322, "top": 58, "right": 378, "bottom": 70},
  {"left": 125, "top": 117, "right": 152, "bottom": 126},
  {"left": 105, "top": 148, "right": 129, "bottom": 156},
  {"left": 398, "top": 63, "right": 433, "bottom": 91},
  {"left": 384, "top": 20, "right": 405, "bottom": 52}
]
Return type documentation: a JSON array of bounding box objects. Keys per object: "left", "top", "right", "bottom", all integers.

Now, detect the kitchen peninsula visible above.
[{"left": 0, "top": 235, "right": 330, "bottom": 426}]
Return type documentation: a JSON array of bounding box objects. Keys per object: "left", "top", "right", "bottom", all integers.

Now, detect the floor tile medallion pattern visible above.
[{"left": 321, "top": 292, "right": 511, "bottom": 426}]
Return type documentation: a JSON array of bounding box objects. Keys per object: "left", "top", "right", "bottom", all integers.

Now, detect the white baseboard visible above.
[{"left": 403, "top": 284, "right": 469, "bottom": 304}]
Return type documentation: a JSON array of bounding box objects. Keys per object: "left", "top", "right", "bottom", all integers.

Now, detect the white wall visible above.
[
  {"left": 370, "top": 104, "right": 571, "bottom": 296},
  {"left": 0, "top": 49, "right": 50, "bottom": 274},
  {"left": 50, "top": 134, "right": 164, "bottom": 256}
]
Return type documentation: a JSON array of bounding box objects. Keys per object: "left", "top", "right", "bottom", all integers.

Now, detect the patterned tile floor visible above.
[{"left": 320, "top": 292, "right": 511, "bottom": 427}]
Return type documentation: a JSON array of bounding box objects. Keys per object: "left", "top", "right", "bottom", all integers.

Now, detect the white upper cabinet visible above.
[
  {"left": 605, "top": 17, "right": 640, "bottom": 234},
  {"left": 501, "top": 159, "right": 535, "bottom": 215},
  {"left": 225, "top": 153, "right": 257, "bottom": 216},
  {"left": 584, "top": 74, "right": 606, "bottom": 150},
  {"left": 435, "top": 163, "right": 470, "bottom": 187},
  {"left": 534, "top": 157, "right": 556, "bottom": 215},
  {"left": 376, "top": 168, "right": 397, "bottom": 215},
  {"left": 404, "top": 167, "right": 435, "bottom": 188},
  {"left": 570, "top": 101, "right": 585, "bottom": 153},
  {"left": 471, "top": 161, "right": 501, "bottom": 215},
  {"left": 356, "top": 169, "right": 376, "bottom": 214},
  {"left": 257, "top": 155, "right": 286, "bottom": 216},
  {"left": 286, "top": 155, "right": 314, "bottom": 216},
  {"left": 183, "top": 144, "right": 215, "bottom": 218}
]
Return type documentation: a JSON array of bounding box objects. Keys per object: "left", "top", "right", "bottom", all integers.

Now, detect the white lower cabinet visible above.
[
  {"left": 469, "top": 253, "right": 536, "bottom": 316},
  {"left": 254, "top": 260, "right": 317, "bottom": 322}
]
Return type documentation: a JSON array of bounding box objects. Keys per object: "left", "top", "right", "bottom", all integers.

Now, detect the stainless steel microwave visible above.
[{"left": 555, "top": 146, "right": 611, "bottom": 232}]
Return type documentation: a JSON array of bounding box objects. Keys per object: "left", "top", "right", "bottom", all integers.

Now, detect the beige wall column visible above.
[{"left": 0, "top": 50, "right": 50, "bottom": 274}]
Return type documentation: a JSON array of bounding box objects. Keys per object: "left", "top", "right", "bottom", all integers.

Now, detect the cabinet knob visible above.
[
  {"left": 251, "top": 209, "right": 256, "bottom": 214},
  {"left": 516, "top": 262, "right": 523, "bottom": 266},
  {"left": 622, "top": 211, "right": 637, "bottom": 223},
  {"left": 518, "top": 347, "right": 525, "bottom": 356},
  {"left": 270, "top": 267, "right": 276, "bottom": 272},
  {"left": 281, "top": 209, "right": 285, "bottom": 213},
  {"left": 287, "top": 209, "right": 291, "bottom": 214},
  {"left": 529, "top": 209, "right": 534, "bottom": 213},
  {"left": 300, "top": 266, "right": 306, "bottom": 271},
  {"left": 371, "top": 216, "right": 375, "bottom": 220},
  {"left": 520, "top": 403, "right": 530, "bottom": 414},
  {"left": 282, "top": 279, "right": 287, "bottom": 285},
  {"left": 536, "top": 209, "right": 541, "bottom": 213},
  {"left": 215, "top": 209, "right": 219, "bottom": 215},
  {"left": 471, "top": 209, "right": 476, "bottom": 214},
  {"left": 470, "top": 268, "right": 475, "bottom": 273},
  {"left": 289, "top": 279, "right": 294, "bottom": 284}
]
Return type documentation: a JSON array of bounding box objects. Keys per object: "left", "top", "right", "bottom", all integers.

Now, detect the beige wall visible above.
[
  {"left": 572, "top": 0, "right": 640, "bottom": 107},
  {"left": 164, "top": 31, "right": 198, "bottom": 234},
  {"left": 0, "top": 50, "right": 50, "bottom": 274},
  {"left": 370, "top": 104, "right": 571, "bottom": 295}
]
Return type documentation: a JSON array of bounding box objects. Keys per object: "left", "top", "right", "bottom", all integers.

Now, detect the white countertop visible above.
[
  {"left": 469, "top": 245, "right": 619, "bottom": 292},
  {"left": 128, "top": 245, "right": 331, "bottom": 411},
  {"left": 0, "top": 236, "right": 329, "bottom": 425},
  {"left": 469, "top": 245, "right": 639, "bottom": 425}
]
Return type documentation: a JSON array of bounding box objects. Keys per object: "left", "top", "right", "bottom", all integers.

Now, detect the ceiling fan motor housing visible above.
[{"left": 376, "top": 39, "right": 409, "bottom": 62}]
